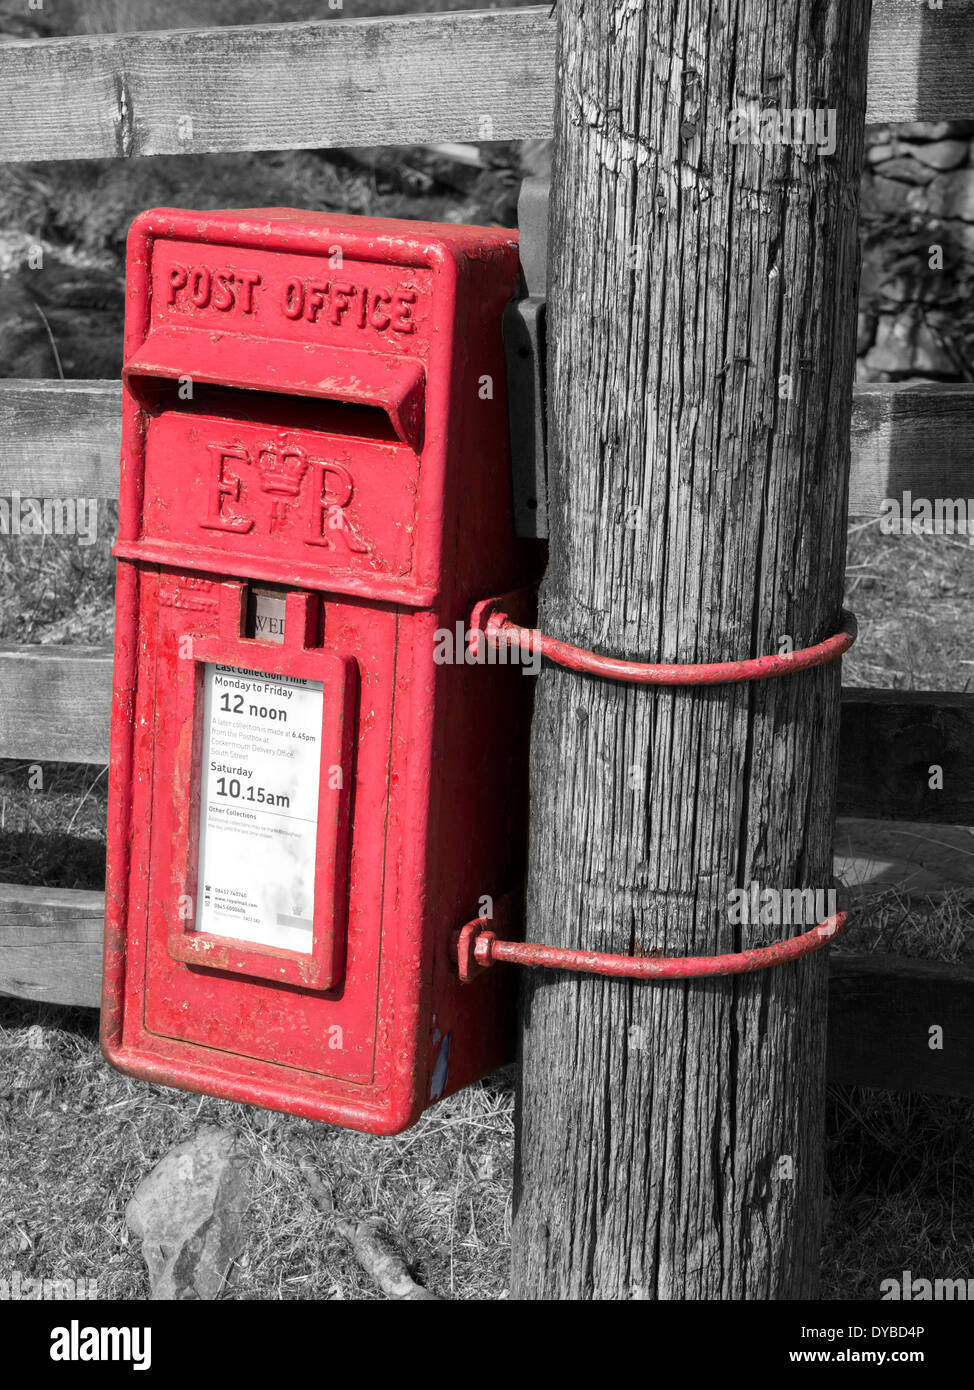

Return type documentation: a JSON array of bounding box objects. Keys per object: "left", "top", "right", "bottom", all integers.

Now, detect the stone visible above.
[
  {"left": 866, "top": 143, "right": 895, "bottom": 165},
  {"left": 911, "top": 321, "right": 957, "bottom": 377},
  {"left": 855, "top": 359, "right": 887, "bottom": 384},
  {"left": 876, "top": 157, "right": 936, "bottom": 185},
  {"left": 927, "top": 170, "right": 974, "bottom": 221},
  {"left": 863, "top": 176, "right": 910, "bottom": 216},
  {"left": 856, "top": 311, "right": 877, "bottom": 355},
  {"left": 863, "top": 313, "right": 917, "bottom": 377},
  {"left": 909, "top": 140, "right": 968, "bottom": 172},
  {"left": 865, "top": 177, "right": 929, "bottom": 217},
  {"left": 943, "top": 220, "right": 974, "bottom": 256},
  {"left": 876, "top": 275, "right": 915, "bottom": 307},
  {"left": 125, "top": 1125, "right": 253, "bottom": 1300},
  {"left": 898, "top": 121, "right": 974, "bottom": 142}
]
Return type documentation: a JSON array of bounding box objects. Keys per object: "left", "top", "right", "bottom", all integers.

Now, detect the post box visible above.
[{"left": 102, "top": 208, "right": 541, "bottom": 1134}]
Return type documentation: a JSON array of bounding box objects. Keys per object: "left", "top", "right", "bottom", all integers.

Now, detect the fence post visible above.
[{"left": 510, "top": 0, "right": 871, "bottom": 1298}]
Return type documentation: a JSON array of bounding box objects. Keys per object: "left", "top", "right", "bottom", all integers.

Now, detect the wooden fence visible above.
[{"left": 1, "top": 3, "right": 973, "bottom": 1098}]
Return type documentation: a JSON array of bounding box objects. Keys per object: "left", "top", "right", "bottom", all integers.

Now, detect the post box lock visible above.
[{"left": 102, "top": 208, "right": 543, "bottom": 1135}]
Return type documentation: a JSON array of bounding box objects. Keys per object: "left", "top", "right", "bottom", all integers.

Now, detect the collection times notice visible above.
[{"left": 195, "top": 664, "right": 323, "bottom": 952}]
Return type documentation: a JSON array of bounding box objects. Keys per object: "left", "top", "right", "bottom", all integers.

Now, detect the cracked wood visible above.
[{"left": 511, "top": 0, "right": 871, "bottom": 1300}]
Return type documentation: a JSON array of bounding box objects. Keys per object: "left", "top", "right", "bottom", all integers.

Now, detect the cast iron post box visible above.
[{"left": 102, "top": 208, "right": 540, "bottom": 1134}]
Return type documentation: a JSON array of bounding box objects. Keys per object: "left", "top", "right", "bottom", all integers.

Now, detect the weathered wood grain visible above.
[
  {"left": 850, "top": 383, "right": 974, "bottom": 517},
  {"left": 866, "top": 0, "right": 974, "bottom": 123},
  {"left": 3, "top": 379, "right": 972, "bottom": 515},
  {"left": 0, "top": 381, "right": 121, "bottom": 498},
  {"left": 828, "top": 952, "right": 974, "bottom": 1098},
  {"left": 0, "top": 884, "right": 103, "bottom": 1009},
  {"left": 0, "top": 646, "right": 112, "bottom": 763},
  {"left": 0, "top": 2, "right": 968, "bottom": 163},
  {"left": 512, "top": 0, "right": 871, "bottom": 1301},
  {"left": 0, "top": 8, "right": 556, "bottom": 161},
  {"left": 835, "top": 817, "right": 974, "bottom": 892},
  {"left": 839, "top": 691, "right": 974, "bottom": 823}
]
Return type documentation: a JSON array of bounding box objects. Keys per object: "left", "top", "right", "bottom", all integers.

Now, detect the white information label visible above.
[{"left": 195, "top": 663, "right": 323, "bottom": 952}]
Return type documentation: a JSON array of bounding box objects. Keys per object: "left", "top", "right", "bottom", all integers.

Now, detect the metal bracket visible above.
[
  {"left": 452, "top": 892, "right": 521, "bottom": 984},
  {"left": 454, "top": 912, "right": 847, "bottom": 982},
  {"left": 504, "top": 175, "right": 550, "bottom": 539}
]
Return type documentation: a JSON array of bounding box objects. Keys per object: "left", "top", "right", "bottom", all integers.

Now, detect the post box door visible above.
[{"left": 133, "top": 567, "right": 405, "bottom": 1086}]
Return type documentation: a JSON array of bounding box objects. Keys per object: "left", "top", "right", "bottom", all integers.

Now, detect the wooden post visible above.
[{"left": 511, "top": 1, "right": 871, "bottom": 1299}]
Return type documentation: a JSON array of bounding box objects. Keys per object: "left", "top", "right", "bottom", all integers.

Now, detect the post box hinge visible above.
[{"left": 504, "top": 175, "right": 551, "bottom": 539}]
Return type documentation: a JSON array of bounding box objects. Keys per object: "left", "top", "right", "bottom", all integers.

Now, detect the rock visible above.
[
  {"left": 876, "top": 157, "right": 936, "bottom": 185},
  {"left": 856, "top": 359, "right": 888, "bottom": 384},
  {"left": 867, "top": 143, "right": 895, "bottom": 165},
  {"left": 898, "top": 120, "right": 974, "bottom": 142},
  {"left": 910, "top": 140, "right": 968, "bottom": 171},
  {"left": 862, "top": 309, "right": 959, "bottom": 380},
  {"left": 865, "top": 176, "right": 929, "bottom": 217},
  {"left": 863, "top": 176, "right": 910, "bottom": 216},
  {"left": 876, "top": 274, "right": 915, "bottom": 308},
  {"left": 927, "top": 169, "right": 974, "bottom": 221},
  {"left": 125, "top": 1126, "right": 253, "bottom": 1300},
  {"left": 857, "top": 311, "right": 877, "bottom": 355},
  {"left": 911, "top": 321, "right": 957, "bottom": 377},
  {"left": 942, "top": 220, "right": 974, "bottom": 256},
  {"left": 863, "top": 313, "right": 917, "bottom": 377}
]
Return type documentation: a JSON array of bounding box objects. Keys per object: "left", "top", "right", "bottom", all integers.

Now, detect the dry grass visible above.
[
  {"left": 839, "top": 883, "right": 974, "bottom": 962},
  {"left": 0, "top": 761, "right": 107, "bottom": 890},
  {"left": 0, "top": 512, "right": 116, "bottom": 647},
  {"left": 822, "top": 1088, "right": 974, "bottom": 1301},
  {"left": 4, "top": 982, "right": 971, "bottom": 1302},
  {"left": 843, "top": 522, "right": 974, "bottom": 693},
  {"left": 0, "top": 999, "right": 514, "bottom": 1300}
]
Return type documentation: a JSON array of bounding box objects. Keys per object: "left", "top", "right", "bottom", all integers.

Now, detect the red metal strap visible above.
[
  {"left": 470, "top": 597, "right": 857, "bottom": 685},
  {"left": 461, "top": 598, "right": 853, "bottom": 981},
  {"left": 454, "top": 912, "right": 846, "bottom": 984}
]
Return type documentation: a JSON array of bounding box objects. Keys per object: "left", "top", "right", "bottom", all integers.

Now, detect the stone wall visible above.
[{"left": 859, "top": 121, "right": 974, "bottom": 382}]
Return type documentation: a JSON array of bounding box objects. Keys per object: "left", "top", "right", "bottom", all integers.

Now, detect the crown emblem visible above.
[{"left": 257, "top": 445, "right": 309, "bottom": 499}]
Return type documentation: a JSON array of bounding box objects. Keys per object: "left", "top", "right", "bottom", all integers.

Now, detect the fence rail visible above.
[
  {"left": 0, "top": 2, "right": 972, "bottom": 164},
  {"left": 5, "top": 379, "right": 974, "bottom": 511},
  {"left": 1, "top": 903, "right": 969, "bottom": 1100}
]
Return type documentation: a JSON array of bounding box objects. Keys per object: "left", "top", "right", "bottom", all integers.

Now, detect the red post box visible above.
[{"left": 102, "top": 208, "right": 541, "bottom": 1134}]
